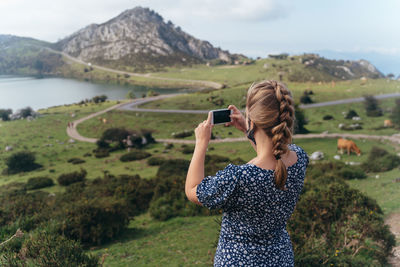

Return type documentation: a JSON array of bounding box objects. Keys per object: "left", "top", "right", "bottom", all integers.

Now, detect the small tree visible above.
[
  {"left": 390, "top": 98, "right": 400, "bottom": 128},
  {"left": 300, "top": 91, "right": 313, "bottom": 104},
  {"left": 5, "top": 151, "right": 42, "bottom": 174},
  {"left": 294, "top": 104, "right": 309, "bottom": 134},
  {"left": 20, "top": 106, "right": 35, "bottom": 118},
  {"left": 126, "top": 90, "right": 136, "bottom": 99},
  {"left": 0, "top": 109, "right": 12, "bottom": 121},
  {"left": 363, "top": 94, "right": 382, "bottom": 117}
]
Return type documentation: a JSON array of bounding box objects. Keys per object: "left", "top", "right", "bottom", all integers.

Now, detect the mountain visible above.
[
  {"left": 55, "top": 7, "right": 243, "bottom": 71},
  {"left": 315, "top": 50, "right": 400, "bottom": 76},
  {"left": 293, "top": 53, "right": 385, "bottom": 81}
]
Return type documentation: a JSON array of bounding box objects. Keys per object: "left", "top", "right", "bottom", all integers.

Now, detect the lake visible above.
[{"left": 0, "top": 75, "right": 190, "bottom": 111}]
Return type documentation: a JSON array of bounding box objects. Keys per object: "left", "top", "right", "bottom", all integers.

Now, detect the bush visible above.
[
  {"left": 156, "top": 159, "right": 190, "bottom": 178},
  {"left": 361, "top": 146, "right": 400, "bottom": 172},
  {"left": 337, "top": 166, "right": 367, "bottom": 179},
  {"left": 288, "top": 176, "right": 395, "bottom": 266},
  {"left": 5, "top": 151, "right": 42, "bottom": 174},
  {"left": 22, "top": 228, "right": 99, "bottom": 266},
  {"left": 300, "top": 92, "right": 313, "bottom": 104},
  {"left": 390, "top": 98, "right": 400, "bottom": 128},
  {"left": 99, "top": 127, "right": 131, "bottom": 149},
  {"left": 364, "top": 95, "right": 383, "bottom": 117},
  {"left": 181, "top": 145, "right": 194, "bottom": 154},
  {"left": 171, "top": 130, "right": 193, "bottom": 138},
  {"left": 67, "top": 157, "right": 85, "bottom": 164},
  {"left": 93, "top": 148, "right": 110, "bottom": 158},
  {"left": 120, "top": 150, "right": 151, "bottom": 162},
  {"left": 147, "top": 156, "right": 167, "bottom": 166},
  {"left": 58, "top": 169, "right": 87, "bottom": 186},
  {"left": 0, "top": 108, "right": 12, "bottom": 121},
  {"left": 294, "top": 104, "right": 309, "bottom": 134},
  {"left": 345, "top": 109, "right": 358, "bottom": 119},
  {"left": 322, "top": 115, "right": 334, "bottom": 120},
  {"left": 91, "top": 95, "right": 107, "bottom": 103},
  {"left": 26, "top": 177, "right": 54, "bottom": 190},
  {"left": 61, "top": 197, "right": 129, "bottom": 245}
]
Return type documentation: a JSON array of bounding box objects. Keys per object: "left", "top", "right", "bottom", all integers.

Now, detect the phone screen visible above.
[{"left": 213, "top": 109, "right": 231, "bottom": 124}]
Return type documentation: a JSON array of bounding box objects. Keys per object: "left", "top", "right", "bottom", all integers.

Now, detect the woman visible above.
[{"left": 185, "top": 80, "right": 309, "bottom": 266}]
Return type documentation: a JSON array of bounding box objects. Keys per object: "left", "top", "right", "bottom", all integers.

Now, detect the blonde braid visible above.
[{"left": 270, "top": 82, "right": 295, "bottom": 190}]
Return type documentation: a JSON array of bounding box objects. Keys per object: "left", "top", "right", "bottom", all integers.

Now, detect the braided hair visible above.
[{"left": 246, "top": 80, "right": 295, "bottom": 190}]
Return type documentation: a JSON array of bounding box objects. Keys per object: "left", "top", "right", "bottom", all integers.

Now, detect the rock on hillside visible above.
[
  {"left": 55, "top": 7, "right": 240, "bottom": 71},
  {"left": 299, "top": 54, "right": 384, "bottom": 80}
]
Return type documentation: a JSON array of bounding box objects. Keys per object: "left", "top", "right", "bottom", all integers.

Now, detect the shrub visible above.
[
  {"left": 147, "top": 156, "right": 167, "bottom": 166},
  {"left": 93, "top": 148, "right": 110, "bottom": 158},
  {"left": 361, "top": 146, "right": 400, "bottom": 172},
  {"left": 99, "top": 127, "right": 131, "bottom": 149},
  {"left": 61, "top": 197, "right": 129, "bottom": 245},
  {"left": 181, "top": 145, "right": 194, "bottom": 154},
  {"left": 58, "top": 169, "right": 87, "bottom": 186},
  {"left": 322, "top": 115, "right": 334, "bottom": 120},
  {"left": 91, "top": 95, "right": 107, "bottom": 103},
  {"left": 5, "top": 151, "right": 42, "bottom": 174},
  {"left": 0, "top": 108, "right": 12, "bottom": 121},
  {"left": 26, "top": 177, "right": 54, "bottom": 190},
  {"left": 337, "top": 166, "right": 367, "bottom": 179},
  {"left": 67, "top": 157, "right": 85, "bottom": 164},
  {"left": 345, "top": 109, "right": 358, "bottom": 119},
  {"left": 294, "top": 104, "right": 309, "bottom": 134},
  {"left": 171, "top": 130, "right": 193, "bottom": 138},
  {"left": 390, "top": 98, "right": 400, "bottom": 128},
  {"left": 22, "top": 229, "right": 99, "bottom": 266},
  {"left": 120, "top": 150, "right": 151, "bottom": 162},
  {"left": 156, "top": 159, "right": 190, "bottom": 178},
  {"left": 288, "top": 176, "right": 395, "bottom": 266},
  {"left": 364, "top": 94, "right": 383, "bottom": 117},
  {"left": 300, "top": 91, "right": 313, "bottom": 104}
]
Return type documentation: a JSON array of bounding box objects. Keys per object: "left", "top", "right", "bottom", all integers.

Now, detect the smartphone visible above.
[{"left": 211, "top": 108, "right": 232, "bottom": 125}]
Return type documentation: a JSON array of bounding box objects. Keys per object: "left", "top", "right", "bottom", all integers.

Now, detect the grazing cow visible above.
[
  {"left": 337, "top": 138, "right": 361, "bottom": 156},
  {"left": 384, "top": 119, "right": 393, "bottom": 127}
]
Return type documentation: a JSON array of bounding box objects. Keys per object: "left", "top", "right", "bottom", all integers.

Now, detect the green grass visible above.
[
  {"left": 92, "top": 213, "right": 220, "bottom": 267},
  {"left": 303, "top": 97, "right": 399, "bottom": 135},
  {"left": 77, "top": 110, "right": 243, "bottom": 140},
  {"left": 139, "top": 79, "right": 400, "bottom": 110}
]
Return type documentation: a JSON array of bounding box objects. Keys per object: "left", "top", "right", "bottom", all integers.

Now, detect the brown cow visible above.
[
  {"left": 384, "top": 119, "right": 393, "bottom": 127},
  {"left": 337, "top": 138, "right": 361, "bottom": 156}
]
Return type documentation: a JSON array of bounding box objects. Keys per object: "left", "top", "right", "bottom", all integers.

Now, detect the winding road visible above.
[{"left": 66, "top": 92, "right": 400, "bottom": 146}]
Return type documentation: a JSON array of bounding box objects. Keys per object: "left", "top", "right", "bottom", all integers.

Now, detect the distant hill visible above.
[
  {"left": 0, "top": 35, "right": 63, "bottom": 76},
  {"left": 54, "top": 7, "right": 245, "bottom": 72},
  {"left": 283, "top": 53, "right": 385, "bottom": 82},
  {"left": 0, "top": 6, "right": 387, "bottom": 81}
]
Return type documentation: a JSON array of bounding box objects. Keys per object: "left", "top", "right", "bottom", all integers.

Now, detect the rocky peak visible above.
[{"left": 55, "top": 7, "right": 234, "bottom": 69}]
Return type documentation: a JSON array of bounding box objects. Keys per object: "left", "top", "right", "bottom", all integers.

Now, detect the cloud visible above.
[
  {"left": 0, "top": 0, "right": 289, "bottom": 42},
  {"left": 157, "top": 0, "right": 289, "bottom": 22}
]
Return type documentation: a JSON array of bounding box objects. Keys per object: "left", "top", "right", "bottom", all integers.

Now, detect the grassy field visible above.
[
  {"left": 77, "top": 96, "right": 400, "bottom": 141},
  {"left": 1, "top": 81, "right": 400, "bottom": 266},
  {"left": 139, "top": 79, "right": 400, "bottom": 110},
  {"left": 89, "top": 137, "right": 400, "bottom": 266}
]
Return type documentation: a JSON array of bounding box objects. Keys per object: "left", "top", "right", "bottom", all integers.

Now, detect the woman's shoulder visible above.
[{"left": 288, "top": 143, "right": 309, "bottom": 168}]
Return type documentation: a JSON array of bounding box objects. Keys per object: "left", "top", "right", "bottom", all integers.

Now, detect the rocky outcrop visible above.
[{"left": 55, "top": 7, "right": 234, "bottom": 68}]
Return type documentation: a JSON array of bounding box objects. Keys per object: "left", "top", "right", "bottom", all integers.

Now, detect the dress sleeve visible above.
[{"left": 196, "top": 164, "right": 239, "bottom": 210}]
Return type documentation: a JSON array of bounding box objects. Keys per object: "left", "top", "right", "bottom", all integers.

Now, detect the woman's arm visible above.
[{"left": 185, "top": 112, "right": 213, "bottom": 205}]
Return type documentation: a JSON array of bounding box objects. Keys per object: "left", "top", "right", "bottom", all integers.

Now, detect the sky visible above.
[{"left": 0, "top": 0, "right": 399, "bottom": 74}]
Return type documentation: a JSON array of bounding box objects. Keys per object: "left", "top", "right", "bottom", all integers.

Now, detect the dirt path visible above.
[
  {"left": 386, "top": 213, "right": 400, "bottom": 266},
  {"left": 45, "top": 47, "right": 223, "bottom": 90}
]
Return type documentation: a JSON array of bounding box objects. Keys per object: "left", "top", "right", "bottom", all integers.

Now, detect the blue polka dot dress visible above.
[{"left": 196, "top": 143, "right": 309, "bottom": 267}]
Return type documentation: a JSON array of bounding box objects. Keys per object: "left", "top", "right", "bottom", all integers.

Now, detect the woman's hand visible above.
[
  {"left": 225, "top": 105, "right": 246, "bottom": 133},
  {"left": 195, "top": 112, "right": 213, "bottom": 145}
]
